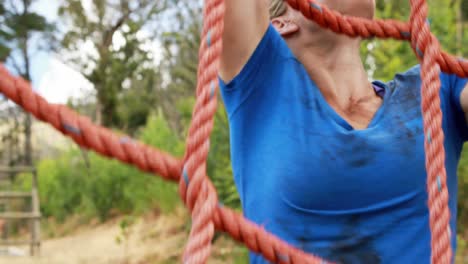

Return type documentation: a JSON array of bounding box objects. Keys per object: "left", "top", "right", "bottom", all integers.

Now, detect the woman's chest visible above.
[{"left": 242, "top": 108, "right": 428, "bottom": 213}]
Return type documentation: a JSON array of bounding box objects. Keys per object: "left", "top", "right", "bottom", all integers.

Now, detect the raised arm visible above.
[{"left": 219, "top": 0, "right": 270, "bottom": 82}]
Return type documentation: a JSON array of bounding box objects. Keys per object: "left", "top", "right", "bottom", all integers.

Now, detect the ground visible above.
[
  {"left": 0, "top": 207, "right": 247, "bottom": 264},
  {"left": 0, "top": 208, "right": 466, "bottom": 264}
]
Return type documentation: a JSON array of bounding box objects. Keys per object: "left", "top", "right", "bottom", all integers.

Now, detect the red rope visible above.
[
  {"left": 0, "top": 0, "right": 464, "bottom": 263},
  {"left": 409, "top": 0, "right": 452, "bottom": 262}
]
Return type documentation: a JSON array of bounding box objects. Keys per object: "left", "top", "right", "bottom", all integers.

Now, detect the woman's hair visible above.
[{"left": 269, "top": 0, "right": 287, "bottom": 18}]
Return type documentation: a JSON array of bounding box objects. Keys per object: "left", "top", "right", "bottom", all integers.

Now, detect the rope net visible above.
[{"left": 0, "top": 0, "right": 466, "bottom": 263}]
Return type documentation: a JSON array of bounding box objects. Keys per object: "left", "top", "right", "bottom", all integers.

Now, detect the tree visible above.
[
  {"left": 366, "top": 0, "right": 462, "bottom": 81},
  {"left": 160, "top": 3, "right": 202, "bottom": 135},
  {"left": 59, "top": 0, "right": 167, "bottom": 129},
  {"left": 0, "top": 2, "right": 11, "bottom": 61},
  {"left": 0, "top": 99, "right": 22, "bottom": 167},
  {"left": 0, "top": 0, "right": 54, "bottom": 166},
  {"left": 461, "top": 0, "right": 468, "bottom": 23}
]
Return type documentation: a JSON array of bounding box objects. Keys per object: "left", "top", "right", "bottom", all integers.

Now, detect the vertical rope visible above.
[
  {"left": 409, "top": 1, "right": 452, "bottom": 262},
  {"left": 179, "top": 0, "right": 224, "bottom": 263}
]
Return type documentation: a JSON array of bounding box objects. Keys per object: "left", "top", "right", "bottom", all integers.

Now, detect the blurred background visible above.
[{"left": 0, "top": 0, "right": 467, "bottom": 263}]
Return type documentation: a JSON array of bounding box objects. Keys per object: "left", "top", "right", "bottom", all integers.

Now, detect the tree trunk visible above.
[
  {"left": 24, "top": 114, "right": 32, "bottom": 165},
  {"left": 21, "top": 35, "right": 32, "bottom": 166},
  {"left": 95, "top": 100, "right": 103, "bottom": 125},
  {"left": 21, "top": 0, "right": 33, "bottom": 166}
]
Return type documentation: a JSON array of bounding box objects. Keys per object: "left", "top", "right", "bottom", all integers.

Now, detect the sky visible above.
[
  {"left": 28, "top": 0, "right": 93, "bottom": 104},
  {"left": 15, "top": 0, "right": 163, "bottom": 104}
]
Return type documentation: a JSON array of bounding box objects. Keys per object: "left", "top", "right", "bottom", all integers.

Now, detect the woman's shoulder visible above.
[
  {"left": 377, "top": 65, "right": 422, "bottom": 96},
  {"left": 391, "top": 64, "right": 463, "bottom": 94},
  {"left": 393, "top": 65, "right": 421, "bottom": 81}
]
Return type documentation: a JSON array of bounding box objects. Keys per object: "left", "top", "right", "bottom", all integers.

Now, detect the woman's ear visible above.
[{"left": 271, "top": 16, "right": 299, "bottom": 36}]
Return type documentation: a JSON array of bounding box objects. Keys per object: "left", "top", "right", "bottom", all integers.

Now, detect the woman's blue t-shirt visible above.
[{"left": 219, "top": 25, "right": 468, "bottom": 263}]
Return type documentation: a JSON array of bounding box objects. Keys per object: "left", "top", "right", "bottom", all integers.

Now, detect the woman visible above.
[{"left": 219, "top": 0, "right": 468, "bottom": 263}]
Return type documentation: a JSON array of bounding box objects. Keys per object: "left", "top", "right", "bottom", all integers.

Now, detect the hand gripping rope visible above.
[{"left": 0, "top": 0, "right": 467, "bottom": 263}]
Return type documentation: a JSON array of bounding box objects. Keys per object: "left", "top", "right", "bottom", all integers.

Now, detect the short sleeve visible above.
[
  {"left": 443, "top": 73, "right": 468, "bottom": 141},
  {"left": 219, "top": 24, "right": 293, "bottom": 117}
]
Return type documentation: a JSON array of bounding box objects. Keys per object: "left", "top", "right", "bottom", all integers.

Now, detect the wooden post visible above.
[{"left": 31, "top": 168, "right": 40, "bottom": 256}]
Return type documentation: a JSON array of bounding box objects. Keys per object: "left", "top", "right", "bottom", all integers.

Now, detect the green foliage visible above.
[
  {"left": 458, "top": 147, "right": 468, "bottom": 230},
  {"left": 208, "top": 108, "right": 239, "bottom": 209},
  {"left": 115, "top": 215, "right": 135, "bottom": 260},
  {"left": 457, "top": 235, "right": 467, "bottom": 262},
  {"left": 58, "top": 0, "right": 167, "bottom": 129},
  {"left": 28, "top": 113, "right": 182, "bottom": 223},
  {"left": 26, "top": 98, "right": 239, "bottom": 222},
  {"left": 462, "top": 0, "right": 468, "bottom": 19},
  {"left": 233, "top": 247, "right": 249, "bottom": 264},
  {"left": 140, "top": 112, "right": 184, "bottom": 155},
  {"left": 365, "top": 0, "right": 462, "bottom": 81}
]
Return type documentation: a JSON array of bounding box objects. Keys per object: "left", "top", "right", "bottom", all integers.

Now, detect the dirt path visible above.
[
  {"left": 0, "top": 208, "right": 244, "bottom": 264},
  {"left": 0, "top": 208, "right": 466, "bottom": 264}
]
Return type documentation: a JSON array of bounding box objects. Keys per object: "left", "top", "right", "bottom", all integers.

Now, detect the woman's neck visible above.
[
  {"left": 297, "top": 40, "right": 371, "bottom": 103},
  {"left": 290, "top": 38, "right": 383, "bottom": 129}
]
